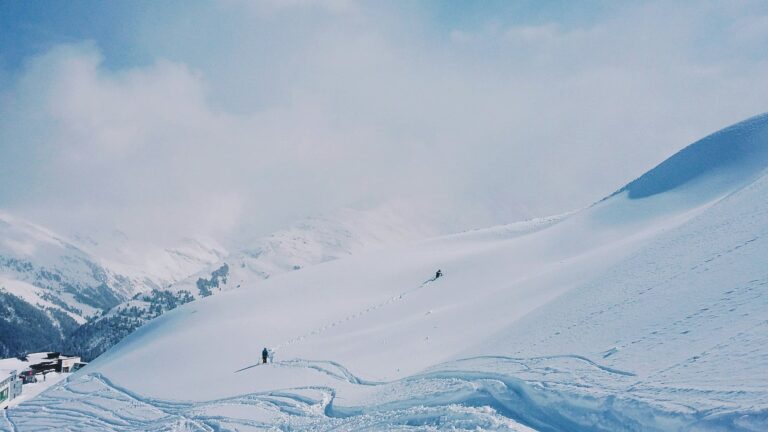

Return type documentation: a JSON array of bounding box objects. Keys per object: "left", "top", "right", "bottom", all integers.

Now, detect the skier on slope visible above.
[
  {"left": 435, "top": 269, "right": 443, "bottom": 279},
  {"left": 262, "top": 347, "right": 269, "bottom": 364}
]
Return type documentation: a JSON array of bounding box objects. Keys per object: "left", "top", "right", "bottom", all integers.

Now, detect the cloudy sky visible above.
[{"left": 1, "top": 0, "right": 767, "bottom": 243}]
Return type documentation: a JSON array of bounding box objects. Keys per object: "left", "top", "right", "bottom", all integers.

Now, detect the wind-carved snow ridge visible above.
[{"left": 614, "top": 112, "right": 768, "bottom": 199}]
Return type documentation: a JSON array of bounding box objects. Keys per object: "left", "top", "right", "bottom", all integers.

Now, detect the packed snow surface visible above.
[{"left": 5, "top": 114, "right": 768, "bottom": 431}]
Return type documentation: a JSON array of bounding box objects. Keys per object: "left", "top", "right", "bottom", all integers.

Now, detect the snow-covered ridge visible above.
[
  {"left": 69, "top": 229, "right": 228, "bottom": 287},
  {"left": 9, "top": 113, "right": 767, "bottom": 430},
  {"left": 0, "top": 211, "right": 129, "bottom": 350},
  {"left": 0, "top": 212, "right": 225, "bottom": 358},
  {"left": 232, "top": 205, "right": 436, "bottom": 284},
  {"left": 615, "top": 112, "right": 768, "bottom": 199}
]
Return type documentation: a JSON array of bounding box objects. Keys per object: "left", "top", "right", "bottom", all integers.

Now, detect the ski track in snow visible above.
[
  {"left": 3, "top": 355, "right": 752, "bottom": 432},
  {"left": 2, "top": 408, "right": 17, "bottom": 432}
]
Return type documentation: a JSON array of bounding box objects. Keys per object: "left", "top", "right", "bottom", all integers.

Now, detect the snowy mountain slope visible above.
[
  {"left": 615, "top": 112, "right": 768, "bottom": 199},
  {"left": 64, "top": 206, "right": 436, "bottom": 361},
  {"left": 471, "top": 170, "right": 768, "bottom": 422},
  {"left": 5, "top": 113, "right": 768, "bottom": 431},
  {"left": 69, "top": 229, "right": 227, "bottom": 288},
  {"left": 0, "top": 212, "right": 225, "bottom": 358},
  {"left": 0, "top": 212, "right": 128, "bottom": 357},
  {"left": 0, "top": 211, "right": 130, "bottom": 314},
  {"left": 189, "top": 205, "right": 438, "bottom": 294}
]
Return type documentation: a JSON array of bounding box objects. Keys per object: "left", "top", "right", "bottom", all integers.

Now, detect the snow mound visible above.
[{"left": 616, "top": 113, "right": 768, "bottom": 199}]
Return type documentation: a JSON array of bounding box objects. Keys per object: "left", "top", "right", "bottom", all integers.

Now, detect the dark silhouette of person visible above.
[
  {"left": 435, "top": 269, "right": 442, "bottom": 279},
  {"left": 262, "top": 347, "right": 269, "bottom": 364}
]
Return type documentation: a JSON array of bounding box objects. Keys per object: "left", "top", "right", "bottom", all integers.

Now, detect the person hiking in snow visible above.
[
  {"left": 262, "top": 347, "right": 269, "bottom": 364},
  {"left": 435, "top": 269, "right": 442, "bottom": 279}
]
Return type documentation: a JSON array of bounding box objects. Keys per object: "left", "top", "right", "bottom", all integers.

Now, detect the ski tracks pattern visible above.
[{"left": 5, "top": 355, "right": 760, "bottom": 431}]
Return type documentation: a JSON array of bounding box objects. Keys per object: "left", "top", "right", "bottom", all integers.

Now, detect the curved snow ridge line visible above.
[
  {"left": 319, "top": 370, "right": 654, "bottom": 431},
  {"left": 234, "top": 358, "right": 385, "bottom": 386},
  {"left": 443, "top": 211, "right": 575, "bottom": 244},
  {"left": 90, "top": 370, "right": 329, "bottom": 416},
  {"left": 321, "top": 369, "right": 734, "bottom": 432},
  {"left": 19, "top": 376, "right": 272, "bottom": 432},
  {"left": 270, "top": 278, "right": 441, "bottom": 352},
  {"left": 238, "top": 354, "right": 633, "bottom": 389},
  {"left": 10, "top": 373, "right": 273, "bottom": 431},
  {"left": 276, "top": 357, "right": 744, "bottom": 431},
  {"left": 10, "top": 365, "right": 763, "bottom": 432},
  {"left": 83, "top": 372, "right": 521, "bottom": 430},
  {"left": 277, "top": 359, "right": 386, "bottom": 386},
  {"left": 449, "top": 354, "right": 637, "bottom": 377},
  {"left": 84, "top": 373, "right": 214, "bottom": 431},
  {"left": 2, "top": 408, "right": 17, "bottom": 432},
  {"left": 609, "top": 112, "right": 768, "bottom": 200}
]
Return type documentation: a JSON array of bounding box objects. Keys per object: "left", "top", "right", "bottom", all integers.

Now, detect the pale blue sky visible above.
[{"left": 0, "top": 1, "right": 604, "bottom": 69}]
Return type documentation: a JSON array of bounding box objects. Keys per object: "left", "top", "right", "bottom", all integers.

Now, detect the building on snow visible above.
[{"left": 0, "top": 370, "right": 22, "bottom": 409}]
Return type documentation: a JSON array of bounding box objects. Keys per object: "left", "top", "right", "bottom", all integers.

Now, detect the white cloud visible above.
[{"left": 1, "top": 1, "right": 767, "bottom": 244}]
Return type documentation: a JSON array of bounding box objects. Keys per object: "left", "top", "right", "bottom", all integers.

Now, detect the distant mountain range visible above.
[{"left": 0, "top": 211, "right": 225, "bottom": 358}]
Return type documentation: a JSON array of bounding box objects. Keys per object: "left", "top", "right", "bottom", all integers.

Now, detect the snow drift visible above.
[{"left": 617, "top": 113, "right": 768, "bottom": 199}]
